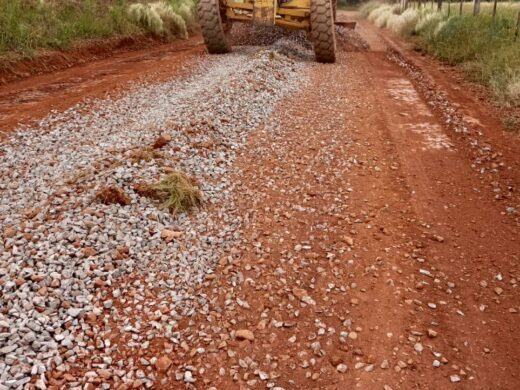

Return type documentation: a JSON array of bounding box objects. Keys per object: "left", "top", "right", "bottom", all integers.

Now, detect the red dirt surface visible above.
[
  {"left": 0, "top": 35, "right": 171, "bottom": 85},
  {"left": 0, "top": 36, "right": 204, "bottom": 138},
  {"left": 2, "top": 11, "right": 520, "bottom": 390},
  {"left": 163, "top": 15, "right": 519, "bottom": 389}
]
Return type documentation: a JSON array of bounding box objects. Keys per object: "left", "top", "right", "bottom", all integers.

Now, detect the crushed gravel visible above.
[{"left": 0, "top": 36, "right": 311, "bottom": 388}]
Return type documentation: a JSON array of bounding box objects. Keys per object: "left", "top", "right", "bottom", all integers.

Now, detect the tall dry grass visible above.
[
  {"left": 127, "top": 0, "right": 197, "bottom": 39},
  {"left": 361, "top": 1, "right": 520, "bottom": 106}
]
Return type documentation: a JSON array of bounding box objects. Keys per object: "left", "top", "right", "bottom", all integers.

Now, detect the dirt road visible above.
[{"left": 1, "top": 11, "right": 519, "bottom": 390}]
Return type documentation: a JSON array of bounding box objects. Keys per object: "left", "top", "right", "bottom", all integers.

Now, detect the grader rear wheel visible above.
[
  {"left": 310, "top": 0, "right": 336, "bottom": 63},
  {"left": 198, "top": 0, "right": 231, "bottom": 54}
]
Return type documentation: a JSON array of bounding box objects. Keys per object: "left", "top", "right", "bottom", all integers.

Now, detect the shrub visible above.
[
  {"left": 414, "top": 10, "right": 445, "bottom": 39},
  {"left": 359, "top": 0, "right": 382, "bottom": 18},
  {"left": 506, "top": 74, "right": 520, "bottom": 102},
  {"left": 128, "top": 1, "right": 188, "bottom": 39},
  {"left": 0, "top": 0, "right": 139, "bottom": 54},
  {"left": 362, "top": 2, "right": 520, "bottom": 107},
  {"left": 387, "top": 8, "right": 419, "bottom": 35}
]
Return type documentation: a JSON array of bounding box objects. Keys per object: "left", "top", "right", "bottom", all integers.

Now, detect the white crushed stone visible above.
[{"left": 0, "top": 38, "right": 311, "bottom": 387}]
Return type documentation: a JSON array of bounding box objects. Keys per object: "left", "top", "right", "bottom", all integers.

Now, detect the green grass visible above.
[
  {"left": 0, "top": 0, "right": 197, "bottom": 56},
  {"left": 361, "top": 1, "right": 520, "bottom": 107},
  {"left": 0, "top": 0, "right": 139, "bottom": 55}
]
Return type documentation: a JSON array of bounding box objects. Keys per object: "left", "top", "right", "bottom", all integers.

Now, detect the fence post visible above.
[
  {"left": 431, "top": 0, "right": 434, "bottom": 9},
  {"left": 437, "top": 0, "right": 442, "bottom": 12},
  {"left": 459, "top": 0, "right": 463, "bottom": 15},
  {"left": 448, "top": 0, "right": 451, "bottom": 16},
  {"left": 473, "top": 0, "right": 480, "bottom": 16},
  {"left": 515, "top": 11, "right": 520, "bottom": 41}
]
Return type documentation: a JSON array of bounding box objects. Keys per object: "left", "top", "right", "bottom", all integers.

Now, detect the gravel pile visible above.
[
  {"left": 230, "top": 24, "right": 310, "bottom": 48},
  {"left": 0, "top": 38, "right": 310, "bottom": 389}
]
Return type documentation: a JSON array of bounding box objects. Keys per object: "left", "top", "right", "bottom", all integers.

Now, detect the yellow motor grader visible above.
[{"left": 197, "top": 0, "right": 337, "bottom": 63}]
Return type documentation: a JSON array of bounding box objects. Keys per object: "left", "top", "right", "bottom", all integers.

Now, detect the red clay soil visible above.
[
  {"left": 3, "top": 12, "right": 520, "bottom": 390},
  {"left": 0, "top": 36, "right": 204, "bottom": 138},
  {"left": 153, "top": 16, "right": 519, "bottom": 389},
  {"left": 0, "top": 35, "right": 172, "bottom": 85}
]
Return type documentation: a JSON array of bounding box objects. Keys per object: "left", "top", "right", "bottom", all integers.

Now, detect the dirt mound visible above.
[{"left": 0, "top": 35, "right": 165, "bottom": 85}]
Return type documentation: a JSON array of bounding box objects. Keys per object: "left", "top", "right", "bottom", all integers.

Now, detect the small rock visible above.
[
  {"left": 235, "top": 329, "right": 255, "bottom": 341},
  {"left": 3, "top": 226, "right": 16, "bottom": 239},
  {"left": 450, "top": 374, "right": 461, "bottom": 383},
  {"left": 184, "top": 371, "right": 195, "bottom": 383},
  {"left": 336, "top": 364, "right": 348, "bottom": 373},
  {"left": 67, "top": 308, "right": 82, "bottom": 318},
  {"left": 153, "top": 133, "right": 172, "bottom": 149},
  {"left": 292, "top": 287, "right": 315, "bottom": 305},
  {"left": 342, "top": 236, "right": 354, "bottom": 247},
  {"left": 155, "top": 356, "right": 172, "bottom": 373},
  {"left": 161, "top": 229, "right": 182, "bottom": 242},
  {"left": 82, "top": 247, "right": 97, "bottom": 258}
]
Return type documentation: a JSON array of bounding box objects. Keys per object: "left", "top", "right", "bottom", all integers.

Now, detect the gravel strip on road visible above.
[{"left": 0, "top": 35, "right": 311, "bottom": 389}]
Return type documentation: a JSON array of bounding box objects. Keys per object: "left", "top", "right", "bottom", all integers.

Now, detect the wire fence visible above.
[{"left": 399, "top": 0, "right": 520, "bottom": 39}]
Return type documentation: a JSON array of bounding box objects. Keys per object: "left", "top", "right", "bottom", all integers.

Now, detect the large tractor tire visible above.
[
  {"left": 310, "top": 0, "right": 336, "bottom": 63},
  {"left": 198, "top": 0, "right": 231, "bottom": 54}
]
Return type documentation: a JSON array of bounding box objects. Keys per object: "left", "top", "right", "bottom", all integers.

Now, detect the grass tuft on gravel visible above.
[{"left": 152, "top": 172, "right": 203, "bottom": 214}]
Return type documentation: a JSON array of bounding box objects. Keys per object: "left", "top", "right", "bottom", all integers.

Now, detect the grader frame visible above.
[{"left": 197, "top": 0, "right": 337, "bottom": 63}]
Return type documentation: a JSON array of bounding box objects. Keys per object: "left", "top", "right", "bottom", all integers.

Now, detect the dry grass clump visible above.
[
  {"left": 133, "top": 172, "right": 202, "bottom": 214},
  {"left": 127, "top": 1, "right": 195, "bottom": 39},
  {"left": 127, "top": 147, "right": 163, "bottom": 163},
  {"left": 95, "top": 185, "right": 131, "bottom": 206},
  {"left": 359, "top": 0, "right": 382, "bottom": 18},
  {"left": 152, "top": 172, "right": 202, "bottom": 214},
  {"left": 367, "top": 4, "right": 399, "bottom": 28},
  {"left": 387, "top": 8, "right": 419, "bottom": 35},
  {"left": 506, "top": 76, "right": 520, "bottom": 102}
]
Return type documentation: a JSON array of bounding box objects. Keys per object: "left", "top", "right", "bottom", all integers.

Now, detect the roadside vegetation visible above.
[
  {"left": 360, "top": 1, "right": 520, "bottom": 107},
  {"left": 0, "top": 0, "right": 197, "bottom": 56}
]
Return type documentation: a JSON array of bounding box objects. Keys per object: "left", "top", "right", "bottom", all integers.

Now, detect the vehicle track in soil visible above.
[{"left": 1, "top": 11, "right": 519, "bottom": 390}]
